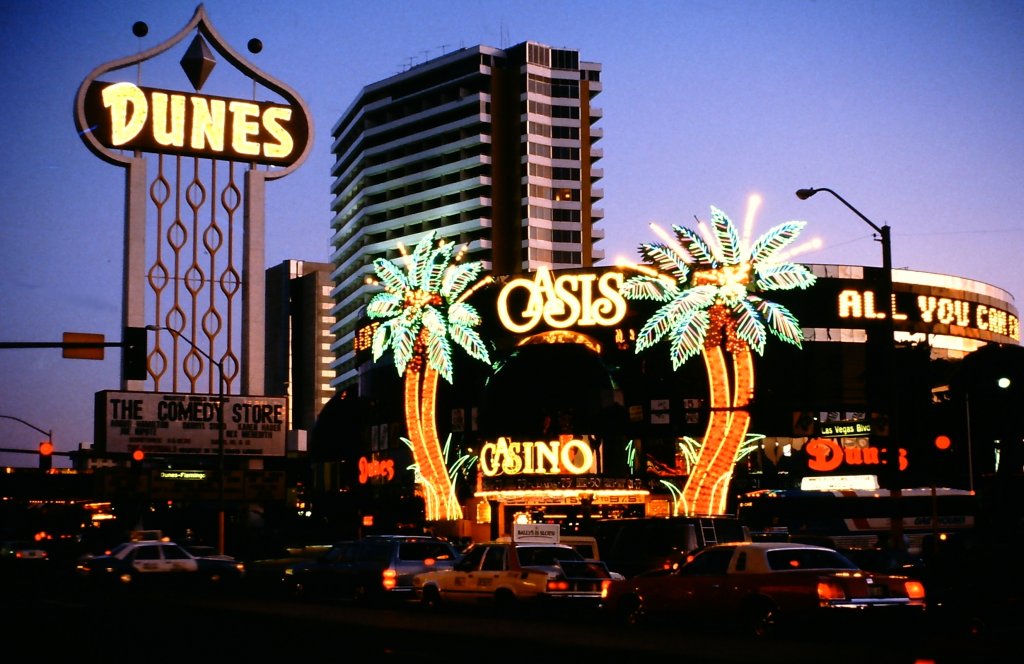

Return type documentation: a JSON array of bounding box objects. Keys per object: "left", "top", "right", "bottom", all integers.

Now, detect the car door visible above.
[
  {"left": 438, "top": 544, "right": 487, "bottom": 601},
  {"left": 129, "top": 543, "right": 164, "bottom": 574},
  {"left": 660, "top": 546, "right": 737, "bottom": 618},
  {"left": 679, "top": 545, "right": 745, "bottom": 618},
  {"left": 160, "top": 543, "right": 199, "bottom": 573},
  {"left": 470, "top": 544, "right": 508, "bottom": 600}
]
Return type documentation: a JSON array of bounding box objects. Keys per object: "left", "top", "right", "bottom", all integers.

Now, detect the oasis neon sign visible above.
[
  {"left": 83, "top": 81, "right": 308, "bottom": 166},
  {"left": 479, "top": 437, "right": 596, "bottom": 476},
  {"left": 497, "top": 267, "right": 626, "bottom": 334}
]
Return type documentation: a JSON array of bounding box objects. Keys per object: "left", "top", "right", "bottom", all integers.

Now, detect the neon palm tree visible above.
[
  {"left": 619, "top": 199, "right": 816, "bottom": 515},
  {"left": 367, "top": 231, "right": 492, "bottom": 521}
]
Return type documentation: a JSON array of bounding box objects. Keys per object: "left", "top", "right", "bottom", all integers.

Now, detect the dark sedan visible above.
[{"left": 601, "top": 541, "right": 926, "bottom": 638}]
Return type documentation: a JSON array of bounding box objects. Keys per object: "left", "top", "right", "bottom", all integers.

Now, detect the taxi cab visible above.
[{"left": 413, "top": 524, "right": 612, "bottom": 611}]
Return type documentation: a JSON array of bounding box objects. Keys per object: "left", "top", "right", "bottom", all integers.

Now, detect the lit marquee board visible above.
[
  {"left": 772, "top": 276, "right": 1020, "bottom": 343},
  {"left": 96, "top": 390, "right": 288, "bottom": 457}
]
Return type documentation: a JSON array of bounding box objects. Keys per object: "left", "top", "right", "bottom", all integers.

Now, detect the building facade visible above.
[
  {"left": 328, "top": 41, "right": 605, "bottom": 391},
  {"left": 265, "top": 260, "right": 337, "bottom": 435},
  {"left": 312, "top": 258, "right": 1019, "bottom": 540}
]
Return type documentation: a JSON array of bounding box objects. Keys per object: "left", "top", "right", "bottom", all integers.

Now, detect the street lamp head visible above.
[{"left": 795, "top": 188, "right": 818, "bottom": 200}]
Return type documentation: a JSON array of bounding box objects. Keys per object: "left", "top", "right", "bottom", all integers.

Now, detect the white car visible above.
[
  {"left": 413, "top": 540, "right": 612, "bottom": 611},
  {"left": 75, "top": 539, "right": 244, "bottom": 586}
]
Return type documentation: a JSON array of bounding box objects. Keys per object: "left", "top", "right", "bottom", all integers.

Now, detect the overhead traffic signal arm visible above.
[{"left": 0, "top": 327, "right": 148, "bottom": 379}]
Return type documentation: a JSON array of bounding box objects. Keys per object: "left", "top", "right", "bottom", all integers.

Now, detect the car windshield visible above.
[
  {"left": 765, "top": 548, "right": 859, "bottom": 571},
  {"left": 108, "top": 543, "right": 134, "bottom": 558},
  {"left": 517, "top": 546, "right": 583, "bottom": 566}
]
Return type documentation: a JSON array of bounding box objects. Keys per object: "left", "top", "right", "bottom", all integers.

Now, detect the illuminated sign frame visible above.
[
  {"left": 497, "top": 267, "right": 627, "bottom": 334},
  {"left": 83, "top": 81, "right": 308, "bottom": 166},
  {"left": 479, "top": 437, "right": 598, "bottom": 476},
  {"left": 96, "top": 390, "right": 288, "bottom": 457}
]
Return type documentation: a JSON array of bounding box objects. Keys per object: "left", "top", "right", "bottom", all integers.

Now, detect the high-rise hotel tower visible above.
[{"left": 328, "top": 41, "right": 605, "bottom": 389}]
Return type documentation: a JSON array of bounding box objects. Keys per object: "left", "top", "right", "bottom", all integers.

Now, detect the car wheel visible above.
[
  {"left": 617, "top": 594, "right": 644, "bottom": 627},
  {"left": 494, "top": 589, "right": 518, "bottom": 615},
  {"left": 742, "top": 600, "right": 779, "bottom": 638},
  {"left": 421, "top": 585, "right": 441, "bottom": 610}
]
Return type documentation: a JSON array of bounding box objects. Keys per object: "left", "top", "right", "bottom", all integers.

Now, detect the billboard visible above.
[{"left": 95, "top": 390, "right": 287, "bottom": 457}]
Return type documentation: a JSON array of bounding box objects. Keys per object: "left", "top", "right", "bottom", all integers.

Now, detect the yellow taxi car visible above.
[{"left": 413, "top": 530, "right": 612, "bottom": 612}]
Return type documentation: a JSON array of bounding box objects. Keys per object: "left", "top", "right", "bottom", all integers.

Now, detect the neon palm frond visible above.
[
  {"left": 737, "top": 433, "right": 765, "bottom": 461},
  {"left": 754, "top": 263, "right": 817, "bottom": 292},
  {"left": 751, "top": 297, "right": 805, "bottom": 347},
  {"left": 730, "top": 299, "right": 768, "bottom": 356},
  {"left": 748, "top": 221, "right": 807, "bottom": 264},
  {"left": 441, "top": 261, "right": 484, "bottom": 300},
  {"left": 621, "top": 200, "right": 816, "bottom": 363},
  {"left": 372, "top": 258, "right": 411, "bottom": 293},
  {"left": 668, "top": 309, "right": 712, "bottom": 369},
  {"left": 619, "top": 274, "right": 678, "bottom": 302},
  {"left": 671, "top": 225, "right": 717, "bottom": 267},
  {"left": 635, "top": 286, "right": 718, "bottom": 353},
  {"left": 710, "top": 206, "right": 742, "bottom": 265},
  {"left": 638, "top": 243, "right": 691, "bottom": 281}
]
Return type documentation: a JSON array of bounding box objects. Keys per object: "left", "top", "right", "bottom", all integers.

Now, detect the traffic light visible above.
[
  {"left": 130, "top": 448, "right": 145, "bottom": 471},
  {"left": 123, "top": 326, "right": 148, "bottom": 381},
  {"left": 934, "top": 434, "right": 952, "bottom": 451},
  {"left": 38, "top": 441, "right": 53, "bottom": 471}
]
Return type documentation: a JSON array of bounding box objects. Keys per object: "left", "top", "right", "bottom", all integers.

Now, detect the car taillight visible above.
[
  {"left": 547, "top": 579, "right": 569, "bottom": 591},
  {"left": 601, "top": 579, "right": 612, "bottom": 598},
  {"left": 904, "top": 580, "right": 926, "bottom": 600},
  {"left": 817, "top": 581, "right": 847, "bottom": 602},
  {"left": 423, "top": 557, "right": 435, "bottom": 567},
  {"left": 382, "top": 568, "right": 397, "bottom": 590}
]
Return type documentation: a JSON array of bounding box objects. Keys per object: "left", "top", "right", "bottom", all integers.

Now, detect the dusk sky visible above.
[{"left": 1, "top": 0, "right": 1021, "bottom": 466}]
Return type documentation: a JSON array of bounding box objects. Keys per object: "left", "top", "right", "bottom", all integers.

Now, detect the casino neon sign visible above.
[{"left": 479, "top": 437, "right": 596, "bottom": 476}]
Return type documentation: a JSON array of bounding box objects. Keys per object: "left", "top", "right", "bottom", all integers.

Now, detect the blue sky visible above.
[{"left": 1, "top": 0, "right": 1022, "bottom": 466}]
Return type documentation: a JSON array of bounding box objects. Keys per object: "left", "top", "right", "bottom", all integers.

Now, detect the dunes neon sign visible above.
[{"left": 83, "top": 81, "right": 308, "bottom": 166}]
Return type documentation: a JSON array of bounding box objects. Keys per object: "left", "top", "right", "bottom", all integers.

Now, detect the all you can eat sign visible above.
[{"left": 96, "top": 390, "right": 287, "bottom": 457}]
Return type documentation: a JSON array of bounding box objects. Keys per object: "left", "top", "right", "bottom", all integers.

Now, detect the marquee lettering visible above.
[
  {"left": 837, "top": 289, "right": 907, "bottom": 321},
  {"left": 497, "top": 267, "right": 626, "bottom": 334},
  {"left": 837, "top": 289, "right": 1019, "bottom": 342},
  {"left": 479, "top": 437, "right": 596, "bottom": 476},
  {"left": 84, "top": 81, "right": 306, "bottom": 166}
]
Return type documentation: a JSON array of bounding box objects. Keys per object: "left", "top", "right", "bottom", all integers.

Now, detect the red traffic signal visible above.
[
  {"left": 131, "top": 449, "right": 145, "bottom": 462},
  {"left": 38, "top": 441, "right": 53, "bottom": 470},
  {"left": 934, "top": 434, "right": 952, "bottom": 451}
]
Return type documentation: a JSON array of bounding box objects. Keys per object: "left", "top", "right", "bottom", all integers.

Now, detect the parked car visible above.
[
  {"left": 281, "top": 535, "right": 459, "bottom": 603},
  {"left": 413, "top": 540, "right": 613, "bottom": 612},
  {"left": 74, "top": 538, "right": 245, "bottom": 588},
  {"left": 0, "top": 540, "right": 49, "bottom": 564},
  {"left": 600, "top": 541, "right": 926, "bottom": 638}
]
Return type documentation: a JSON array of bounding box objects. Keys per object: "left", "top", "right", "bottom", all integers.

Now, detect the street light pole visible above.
[
  {"left": 796, "top": 188, "right": 903, "bottom": 550},
  {"left": 145, "top": 325, "right": 227, "bottom": 555},
  {"left": 0, "top": 414, "right": 52, "bottom": 469}
]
